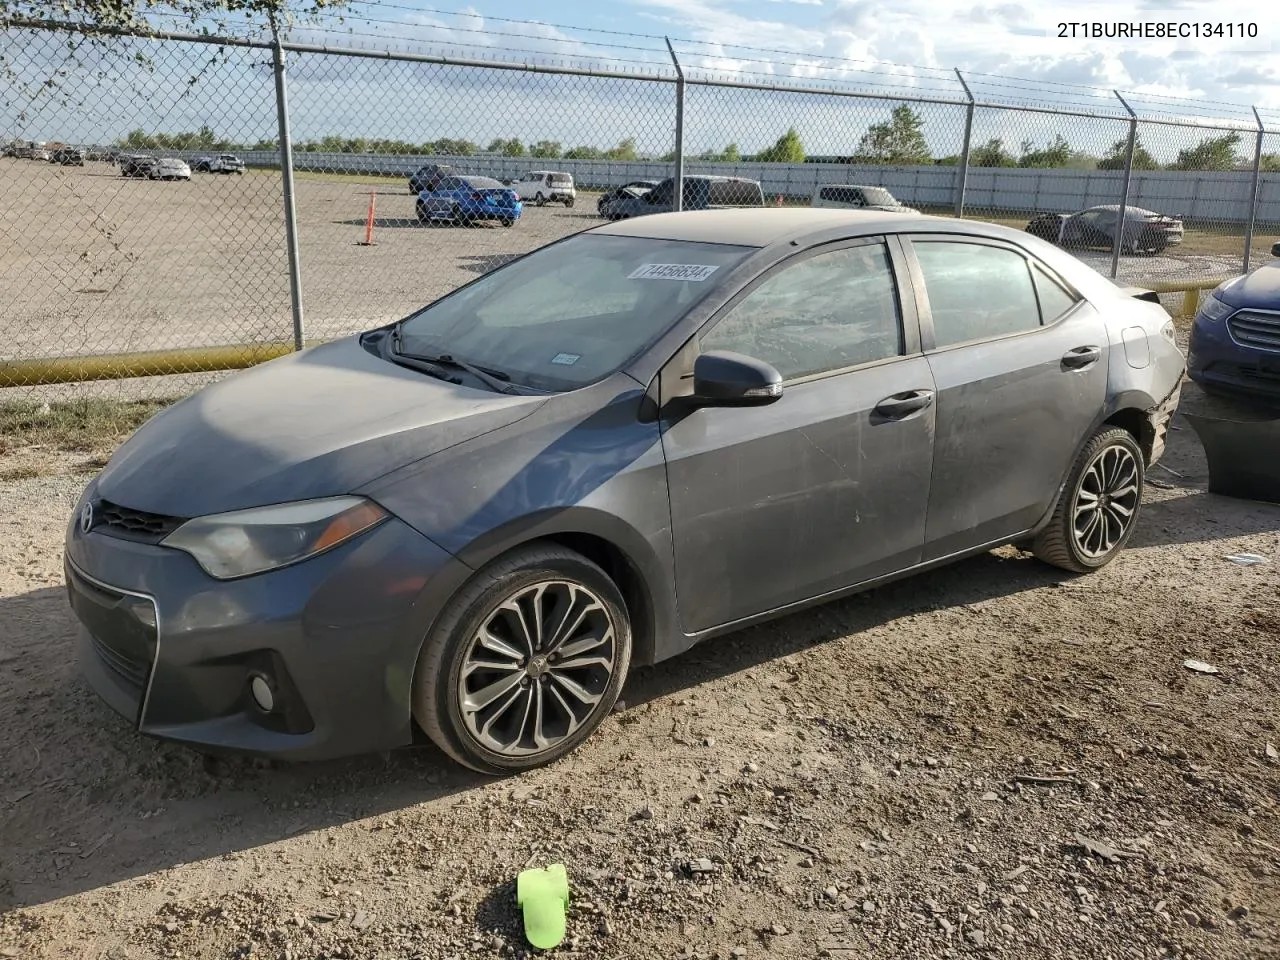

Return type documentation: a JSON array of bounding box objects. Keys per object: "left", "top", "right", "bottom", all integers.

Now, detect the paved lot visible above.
[{"left": 1, "top": 158, "right": 1270, "bottom": 382}]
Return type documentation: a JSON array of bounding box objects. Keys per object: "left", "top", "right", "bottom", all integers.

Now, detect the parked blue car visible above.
[
  {"left": 416, "top": 175, "right": 522, "bottom": 227},
  {"left": 1187, "top": 240, "right": 1280, "bottom": 401}
]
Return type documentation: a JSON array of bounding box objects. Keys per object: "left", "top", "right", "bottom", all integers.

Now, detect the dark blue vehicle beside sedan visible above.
[
  {"left": 417, "top": 174, "right": 522, "bottom": 227},
  {"left": 1188, "top": 241, "right": 1280, "bottom": 401}
]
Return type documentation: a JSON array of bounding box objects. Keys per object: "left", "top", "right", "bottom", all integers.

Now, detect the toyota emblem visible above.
[{"left": 79, "top": 501, "right": 94, "bottom": 535}]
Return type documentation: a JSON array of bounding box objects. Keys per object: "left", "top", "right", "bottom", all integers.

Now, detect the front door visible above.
[
  {"left": 902, "top": 236, "right": 1110, "bottom": 560},
  {"left": 661, "top": 238, "right": 937, "bottom": 634}
]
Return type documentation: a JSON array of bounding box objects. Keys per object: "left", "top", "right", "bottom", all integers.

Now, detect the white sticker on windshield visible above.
[
  {"left": 628, "top": 263, "right": 720, "bottom": 282},
  {"left": 550, "top": 352, "right": 581, "bottom": 366}
]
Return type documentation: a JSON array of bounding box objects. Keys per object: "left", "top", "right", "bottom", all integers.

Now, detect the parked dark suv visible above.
[
  {"left": 408, "top": 163, "right": 456, "bottom": 195},
  {"left": 1187, "top": 241, "right": 1280, "bottom": 401},
  {"left": 605, "top": 175, "right": 765, "bottom": 219},
  {"left": 52, "top": 146, "right": 86, "bottom": 166}
]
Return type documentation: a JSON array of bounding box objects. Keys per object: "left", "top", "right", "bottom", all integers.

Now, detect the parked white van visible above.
[
  {"left": 510, "top": 170, "right": 577, "bottom": 207},
  {"left": 811, "top": 184, "right": 920, "bottom": 214}
]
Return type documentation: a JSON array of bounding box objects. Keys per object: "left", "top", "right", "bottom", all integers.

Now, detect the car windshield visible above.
[
  {"left": 861, "top": 188, "right": 899, "bottom": 206},
  {"left": 395, "top": 234, "right": 754, "bottom": 391}
]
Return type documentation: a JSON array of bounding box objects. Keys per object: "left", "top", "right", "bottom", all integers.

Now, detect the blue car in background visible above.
[
  {"left": 416, "top": 175, "right": 522, "bottom": 227},
  {"left": 1187, "top": 240, "right": 1280, "bottom": 402}
]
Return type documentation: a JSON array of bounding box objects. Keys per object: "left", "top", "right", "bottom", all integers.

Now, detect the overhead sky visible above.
[{"left": 4, "top": 0, "right": 1279, "bottom": 160}]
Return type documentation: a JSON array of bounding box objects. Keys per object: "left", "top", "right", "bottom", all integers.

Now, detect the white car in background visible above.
[
  {"left": 509, "top": 170, "right": 576, "bottom": 207},
  {"left": 153, "top": 158, "right": 192, "bottom": 181},
  {"left": 811, "top": 184, "right": 920, "bottom": 214}
]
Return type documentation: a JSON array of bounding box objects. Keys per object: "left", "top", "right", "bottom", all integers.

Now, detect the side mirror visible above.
[
  {"left": 1271, "top": 241, "right": 1280, "bottom": 258},
  {"left": 692, "top": 350, "right": 783, "bottom": 407}
]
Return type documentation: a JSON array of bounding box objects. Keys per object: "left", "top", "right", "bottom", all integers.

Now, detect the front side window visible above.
[
  {"left": 700, "top": 243, "right": 904, "bottom": 380},
  {"left": 396, "top": 235, "right": 754, "bottom": 392},
  {"left": 912, "top": 241, "right": 1041, "bottom": 348}
]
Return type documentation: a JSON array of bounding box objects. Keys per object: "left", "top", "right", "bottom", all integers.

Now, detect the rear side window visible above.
[
  {"left": 1031, "top": 264, "right": 1080, "bottom": 323},
  {"left": 701, "top": 242, "right": 903, "bottom": 380},
  {"left": 709, "top": 180, "right": 762, "bottom": 206},
  {"left": 913, "top": 241, "right": 1041, "bottom": 348},
  {"left": 819, "top": 186, "right": 862, "bottom": 205}
]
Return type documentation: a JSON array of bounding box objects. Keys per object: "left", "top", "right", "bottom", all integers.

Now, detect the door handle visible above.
[
  {"left": 874, "top": 389, "right": 935, "bottom": 420},
  {"left": 1062, "top": 345, "right": 1102, "bottom": 370}
]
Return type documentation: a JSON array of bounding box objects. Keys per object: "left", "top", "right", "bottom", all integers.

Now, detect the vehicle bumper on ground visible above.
[
  {"left": 64, "top": 486, "right": 468, "bottom": 761},
  {"left": 1188, "top": 312, "right": 1280, "bottom": 398}
]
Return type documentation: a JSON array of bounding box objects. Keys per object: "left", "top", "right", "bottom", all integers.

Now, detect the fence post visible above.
[
  {"left": 954, "top": 68, "right": 974, "bottom": 218},
  {"left": 1111, "top": 90, "right": 1138, "bottom": 281},
  {"left": 666, "top": 37, "right": 685, "bottom": 213},
  {"left": 1243, "top": 106, "right": 1265, "bottom": 274},
  {"left": 270, "top": 21, "right": 306, "bottom": 351}
]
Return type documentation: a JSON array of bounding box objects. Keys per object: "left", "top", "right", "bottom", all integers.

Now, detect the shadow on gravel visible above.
[{"left": 0, "top": 585, "right": 487, "bottom": 913}]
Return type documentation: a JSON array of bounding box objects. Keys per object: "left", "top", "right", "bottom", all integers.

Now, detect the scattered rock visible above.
[{"left": 687, "top": 859, "right": 717, "bottom": 875}]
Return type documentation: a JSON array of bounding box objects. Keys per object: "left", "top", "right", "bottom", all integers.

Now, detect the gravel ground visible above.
[{"left": 1, "top": 382, "right": 1278, "bottom": 959}]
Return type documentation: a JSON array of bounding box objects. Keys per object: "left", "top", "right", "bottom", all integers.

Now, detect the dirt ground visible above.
[{"left": 0, "top": 380, "right": 1278, "bottom": 959}]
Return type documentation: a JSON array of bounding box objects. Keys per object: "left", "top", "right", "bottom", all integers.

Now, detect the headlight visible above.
[
  {"left": 161, "top": 496, "right": 388, "bottom": 580},
  {"left": 1196, "top": 294, "right": 1235, "bottom": 323}
]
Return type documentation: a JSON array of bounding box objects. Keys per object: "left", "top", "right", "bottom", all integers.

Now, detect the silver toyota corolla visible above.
[{"left": 65, "top": 209, "right": 1185, "bottom": 774}]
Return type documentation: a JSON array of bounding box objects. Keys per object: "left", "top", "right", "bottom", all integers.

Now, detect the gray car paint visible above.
[{"left": 67, "top": 208, "right": 1185, "bottom": 761}]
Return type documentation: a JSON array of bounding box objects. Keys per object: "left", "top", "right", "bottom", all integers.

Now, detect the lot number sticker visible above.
[{"left": 628, "top": 263, "right": 721, "bottom": 282}]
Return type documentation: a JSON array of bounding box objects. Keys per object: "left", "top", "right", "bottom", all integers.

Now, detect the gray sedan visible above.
[{"left": 65, "top": 209, "right": 1185, "bottom": 774}]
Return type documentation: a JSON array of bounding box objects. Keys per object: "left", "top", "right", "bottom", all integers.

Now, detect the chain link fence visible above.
[{"left": 2, "top": 19, "right": 1278, "bottom": 400}]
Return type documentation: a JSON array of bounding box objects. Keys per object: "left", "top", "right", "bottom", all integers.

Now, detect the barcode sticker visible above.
[{"left": 628, "top": 263, "right": 721, "bottom": 282}]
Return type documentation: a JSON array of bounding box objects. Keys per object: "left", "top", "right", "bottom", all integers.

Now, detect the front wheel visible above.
[
  {"left": 565, "top": 196, "right": 575, "bottom": 208},
  {"left": 1033, "top": 427, "right": 1144, "bottom": 573},
  {"left": 501, "top": 218, "right": 515, "bottom": 228},
  {"left": 535, "top": 192, "right": 546, "bottom": 207},
  {"left": 412, "top": 544, "right": 632, "bottom": 775}
]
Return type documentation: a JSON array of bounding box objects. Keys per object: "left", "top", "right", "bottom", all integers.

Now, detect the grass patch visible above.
[{"left": 0, "top": 397, "right": 174, "bottom": 460}]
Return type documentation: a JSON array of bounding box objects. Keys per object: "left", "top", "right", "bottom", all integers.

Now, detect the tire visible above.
[
  {"left": 1033, "top": 427, "right": 1145, "bottom": 574},
  {"left": 452, "top": 203, "right": 464, "bottom": 226},
  {"left": 501, "top": 218, "right": 514, "bottom": 228},
  {"left": 416, "top": 202, "right": 430, "bottom": 224},
  {"left": 412, "top": 544, "right": 632, "bottom": 775},
  {"left": 565, "top": 196, "right": 575, "bottom": 208},
  {"left": 535, "top": 192, "right": 546, "bottom": 207}
]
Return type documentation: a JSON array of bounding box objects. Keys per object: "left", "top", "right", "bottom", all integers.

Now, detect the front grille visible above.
[
  {"left": 66, "top": 564, "right": 158, "bottom": 700},
  {"left": 1229, "top": 311, "right": 1280, "bottom": 353},
  {"left": 90, "top": 631, "right": 150, "bottom": 688},
  {"left": 92, "top": 498, "right": 184, "bottom": 543}
]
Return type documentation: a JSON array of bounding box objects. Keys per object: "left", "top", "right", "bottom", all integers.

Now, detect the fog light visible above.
[{"left": 249, "top": 674, "right": 275, "bottom": 713}]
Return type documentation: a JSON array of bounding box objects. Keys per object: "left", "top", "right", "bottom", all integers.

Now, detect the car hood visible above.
[
  {"left": 95, "top": 336, "right": 545, "bottom": 518},
  {"left": 1216, "top": 261, "right": 1280, "bottom": 310}
]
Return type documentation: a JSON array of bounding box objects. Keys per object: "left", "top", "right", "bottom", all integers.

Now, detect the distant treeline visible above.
[{"left": 116, "top": 108, "right": 1280, "bottom": 172}]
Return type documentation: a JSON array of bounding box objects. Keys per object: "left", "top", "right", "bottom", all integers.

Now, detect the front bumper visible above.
[
  {"left": 1188, "top": 315, "right": 1280, "bottom": 399},
  {"left": 64, "top": 490, "right": 474, "bottom": 761},
  {"left": 1146, "top": 378, "right": 1182, "bottom": 464}
]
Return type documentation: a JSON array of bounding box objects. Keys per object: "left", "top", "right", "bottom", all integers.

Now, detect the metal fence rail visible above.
[{"left": 2, "top": 17, "right": 1278, "bottom": 398}]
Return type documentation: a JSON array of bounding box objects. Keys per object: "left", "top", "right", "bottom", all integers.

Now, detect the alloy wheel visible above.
[
  {"left": 457, "top": 580, "right": 618, "bottom": 757},
  {"left": 1072, "top": 444, "right": 1140, "bottom": 559}
]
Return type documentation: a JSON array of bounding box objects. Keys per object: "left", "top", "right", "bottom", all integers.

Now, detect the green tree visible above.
[
  {"left": 852, "top": 105, "right": 931, "bottom": 165},
  {"left": 529, "top": 140, "right": 563, "bottom": 159},
  {"left": 487, "top": 138, "right": 526, "bottom": 157},
  {"left": 1018, "top": 134, "right": 1071, "bottom": 168},
  {"left": 722, "top": 142, "right": 741, "bottom": 163},
  {"left": 758, "top": 127, "right": 805, "bottom": 164},
  {"left": 1168, "top": 131, "right": 1242, "bottom": 171},
  {"left": 1261, "top": 154, "right": 1280, "bottom": 172},
  {"left": 1097, "top": 137, "right": 1158, "bottom": 170},
  {"left": 563, "top": 145, "right": 604, "bottom": 160},
  {"left": 970, "top": 138, "right": 1017, "bottom": 167},
  {"left": 604, "top": 138, "right": 638, "bottom": 161},
  {"left": 1, "top": 0, "right": 346, "bottom": 30}
]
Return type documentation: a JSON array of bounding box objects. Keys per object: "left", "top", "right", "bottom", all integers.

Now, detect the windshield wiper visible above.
[{"left": 390, "top": 325, "right": 521, "bottom": 395}]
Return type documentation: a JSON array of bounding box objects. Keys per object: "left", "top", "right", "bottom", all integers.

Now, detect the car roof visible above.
[{"left": 592, "top": 208, "right": 968, "bottom": 246}]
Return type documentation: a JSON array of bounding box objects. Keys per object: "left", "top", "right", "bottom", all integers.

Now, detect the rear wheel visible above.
[
  {"left": 535, "top": 192, "right": 546, "bottom": 207},
  {"left": 501, "top": 218, "right": 515, "bottom": 228},
  {"left": 1033, "top": 427, "right": 1144, "bottom": 573},
  {"left": 565, "top": 196, "right": 575, "bottom": 208},
  {"left": 412, "top": 544, "right": 632, "bottom": 775}
]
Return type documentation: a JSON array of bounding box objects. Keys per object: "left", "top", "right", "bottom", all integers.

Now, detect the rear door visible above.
[
  {"left": 900, "top": 235, "right": 1109, "bottom": 561},
  {"left": 661, "top": 237, "right": 936, "bottom": 633}
]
